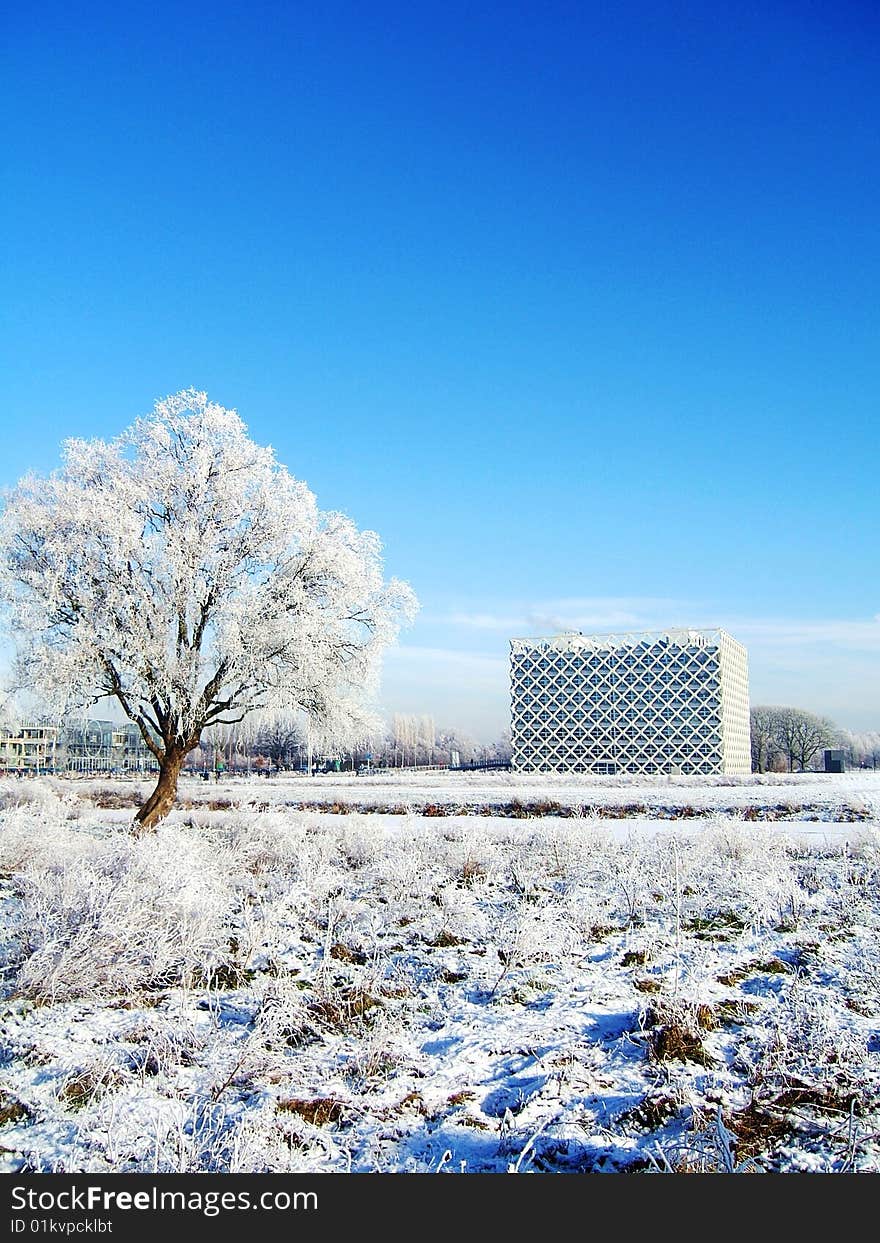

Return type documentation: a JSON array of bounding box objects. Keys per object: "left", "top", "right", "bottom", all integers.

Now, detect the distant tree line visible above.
[
  {"left": 187, "top": 720, "right": 306, "bottom": 775},
  {"left": 750, "top": 705, "right": 852, "bottom": 773},
  {"left": 184, "top": 712, "right": 513, "bottom": 774},
  {"left": 834, "top": 729, "right": 880, "bottom": 771},
  {"left": 376, "top": 714, "right": 512, "bottom": 768}
]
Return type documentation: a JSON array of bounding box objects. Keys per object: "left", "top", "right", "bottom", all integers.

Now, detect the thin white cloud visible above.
[
  {"left": 446, "top": 596, "right": 685, "bottom": 634},
  {"left": 729, "top": 617, "right": 880, "bottom": 651},
  {"left": 447, "top": 613, "right": 527, "bottom": 632}
]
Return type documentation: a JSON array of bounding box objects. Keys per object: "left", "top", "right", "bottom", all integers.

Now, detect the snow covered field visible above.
[
  {"left": 1, "top": 772, "right": 878, "bottom": 1173},
  {"left": 170, "top": 767, "right": 880, "bottom": 816}
]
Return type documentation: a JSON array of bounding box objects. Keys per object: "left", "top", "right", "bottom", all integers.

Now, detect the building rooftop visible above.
[{"left": 510, "top": 627, "right": 744, "bottom": 653}]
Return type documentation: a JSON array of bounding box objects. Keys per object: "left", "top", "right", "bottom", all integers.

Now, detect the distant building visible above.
[
  {"left": 64, "top": 719, "right": 158, "bottom": 773},
  {"left": 510, "top": 628, "right": 751, "bottom": 775},
  {"left": 0, "top": 719, "right": 158, "bottom": 775},
  {"left": 0, "top": 724, "right": 62, "bottom": 774}
]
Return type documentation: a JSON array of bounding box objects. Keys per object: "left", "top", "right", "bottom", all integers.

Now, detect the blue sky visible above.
[{"left": 2, "top": 1, "right": 878, "bottom": 738}]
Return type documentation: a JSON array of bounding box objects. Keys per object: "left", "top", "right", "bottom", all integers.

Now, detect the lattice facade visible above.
[{"left": 510, "top": 628, "right": 751, "bottom": 775}]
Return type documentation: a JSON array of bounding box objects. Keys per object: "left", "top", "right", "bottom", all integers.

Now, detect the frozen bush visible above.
[{"left": 13, "top": 826, "right": 237, "bottom": 1001}]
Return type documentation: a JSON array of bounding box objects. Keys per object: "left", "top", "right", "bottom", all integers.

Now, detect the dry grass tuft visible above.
[
  {"left": 90, "top": 787, "right": 143, "bottom": 809},
  {"left": 645, "top": 1003, "right": 715, "bottom": 1067},
  {"left": 329, "top": 943, "right": 368, "bottom": 965},
  {"left": 726, "top": 1102, "right": 791, "bottom": 1162},
  {"left": 308, "top": 987, "right": 382, "bottom": 1028},
  {"left": 621, "top": 949, "right": 651, "bottom": 967},
  {"left": 277, "top": 1097, "right": 345, "bottom": 1126},
  {"left": 457, "top": 857, "right": 487, "bottom": 886},
  {"left": 634, "top": 977, "right": 662, "bottom": 994},
  {"left": 649, "top": 1025, "right": 713, "bottom": 1066},
  {"left": 621, "top": 1090, "right": 682, "bottom": 1130},
  {"left": 0, "top": 1091, "right": 31, "bottom": 1126},
  {"left": 430, "top": 929, "right": 467, "bottom": 948},
  {"left": 385, "top": 1091, "right": 428, "bottom": 1117},
  {"left": 57, "top": 1067, "right": 123, "bottom": 1111},
  {"left": 717, "top": 956, "right": 792, "bottom": 986}
]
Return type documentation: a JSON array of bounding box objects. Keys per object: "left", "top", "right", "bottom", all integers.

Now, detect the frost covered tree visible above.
[
  {"left": 253, "top": 716, "right": 304, "bottom": 771},
  {"left": 436, "top": 727, "right": 477, "bottom": 765},
  {"left": 750, "top": 706, "right": 782, "bottom": 773},
  {"left": 839, "top": 729, "right": 880, "bottom": 770},
  {"left": 391, "top": 713, "right": 417, "bottom": 766},
  {"left": 775, "top": 707, "right": 836, "bottom": 772},
  {"left": 0, "top": 390, "right": 418, "bottom": 828},
  {"left": 752, "top": 705, "right": 836, "bottom": 773}
]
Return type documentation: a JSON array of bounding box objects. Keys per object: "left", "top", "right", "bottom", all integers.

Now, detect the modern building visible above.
[
  {"left": 64, "top": 719, "right": 159, "bottom": 773},
  {"left": 510, "top": 627, "right": 751, "bottom": 775},
  {"left": 0, "top": 719, "right": 159, "bottom": 775},
  {"left": 0, "top": 724, "right": 62, "bottom": 774}
]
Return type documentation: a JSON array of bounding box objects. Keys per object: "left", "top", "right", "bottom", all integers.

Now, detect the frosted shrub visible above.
[
  {"left": 538, "top": 822, "right": 594, "bottom": 884},
  {"left": 446, "top": 829, "right": 499, "bottom": 888},
  {"left": 0, "top": 802, "right": 94, "bottom": 874},
  {"left": 324, "top": 894, "right": 376, "bottom": 953},
  {"left": 507, "top": 832, "right": 559, "bottom": 901},
  {"left": 227, "top": 1102, "right": 308, "bottom": 1173},
  {"left": 424, "top": 881, "right": 490, "bottom": 948},
  {"left": 288, "top": 823, "right": 347, "bottom": 898},
  {"left": 485, "top": 899, "right": 571, "bottom": 997},
  {"left": 227, "top": 889, "right": 301, "bottom": 975},
  {"left": 558, "top": 887, "right": 606, "bottom": 946},
  {"left": 226, "top": 816, "right": 324, "bottom": 923},
  {"left": 146, "top": 1098, "right": 237, "bottom": 1173},
  {"left": 337, "top": 818, "right": 385, "bottom": 870},
  {"left": 689, "top": 823, "right": 798, "bottom": 929},
  {"left": 845, "top": 831, "right": 880, "bottom": 894},
  {"left": 378, "top": 821, "right": 438, "bottom": 900},
  {"left": 229, "top": 1102, "right": 348, "bottom": 1173},
  {"left": 844, "top": 945, "right": 880, "bottom": 1017},
  {"left": 122, "top": 1015, "right": 205, "bottom": 1081},
  {"left": 13, "top": 827, "right": 236, "bottom": 1001},
  {"left": 649, "top": 835, "right": 708, "bottom": 918},
  {"left": 608, "top": 841, "right": 654, "bottom": 926},
  {"left": 745, "top": 981, "right": 873, "bottom": 1108},
  {"left": 253, "top": 977, "right": 320, "bottom": 1050},
  {"left": 0, "top": 779, "right": 74, "bottom": 815},
  {"left": 341, "top": 1014, "right": 409, "bottom": 1086}
]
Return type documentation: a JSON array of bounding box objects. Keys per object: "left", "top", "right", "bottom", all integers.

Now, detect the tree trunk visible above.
[{"left": 134, "top": 747, "right": 187, "bottom": 832}]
